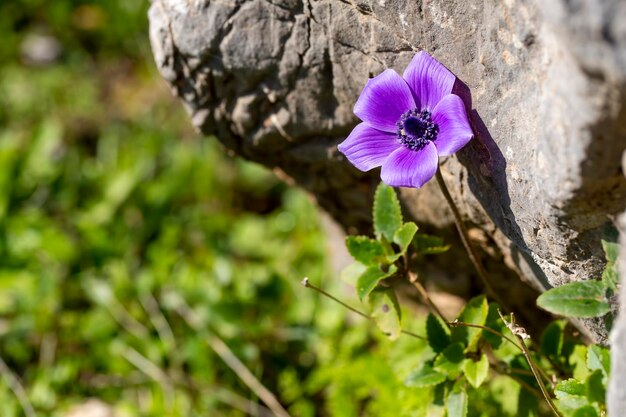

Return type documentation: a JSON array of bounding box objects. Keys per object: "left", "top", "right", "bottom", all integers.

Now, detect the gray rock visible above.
[{"left": 148, "top": 0, "right": 626, "bottom": 342}]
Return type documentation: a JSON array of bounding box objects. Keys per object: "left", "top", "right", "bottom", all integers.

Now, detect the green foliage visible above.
[
  {"left": 426, "top": 313, "right": 451, "bottom": 353},
  {"left": 342, "top": 182, "right": 615, "bottom": 416},
  {"left": 452, "top": 295, "right": 489, "bottom": 352},
  {"left": 405, "top": 365, "right": 446, "bottom": 388},
  {"left": 345, "top": 236, "right": 387, "bottom": 265},
  {"left": 413, "top": 233, "right": 450, "bottom": 255},
  {"left": 343, "top": 182, "right": 447, "bottom": 339},
  {"left": 368, "top": 288, "right": 402, "bottom": 340},
  {"left": 601, "top": 238, "right": 619, "bottom": 291},
  {"left": 552, "top": 344, "right": 611, "bottom": 417},
  {"left": 537, "top": 238, "right": 618, "bottom": 319},
  {"left": 356, "top": 265, "right": 398, "bottom": 300},
  {"left": 446, "top": 381, "right": 468, "bottom": 417},
  {"left": 536, "top": 281, "right": 610, "bottom": 318},
  {"left": 393, "top": 222, "right": 418, "bottom": 254},
  {"left": 373, "top": 183, "right": 403, "bottom": 241},
  {"left": 433, "top": 343, "right": 465, "bottom": 378}
]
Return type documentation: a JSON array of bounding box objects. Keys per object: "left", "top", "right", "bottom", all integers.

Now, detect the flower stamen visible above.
[{"left": 396, "top": 109, "right": 438, "bottom": 151}]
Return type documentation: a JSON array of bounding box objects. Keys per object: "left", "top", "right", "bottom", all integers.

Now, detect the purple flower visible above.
[{"left": 338, "top": 52, "right": 473, "bottom": 188}]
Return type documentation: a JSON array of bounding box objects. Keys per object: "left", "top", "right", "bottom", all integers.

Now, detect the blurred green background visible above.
[{"left": 0, "top": 1, "right": 442, "bottom": 416}]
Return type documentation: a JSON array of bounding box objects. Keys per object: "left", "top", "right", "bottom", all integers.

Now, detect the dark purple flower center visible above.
[{"left": 396, "top": 109, "right": 438, "bottom": 151}]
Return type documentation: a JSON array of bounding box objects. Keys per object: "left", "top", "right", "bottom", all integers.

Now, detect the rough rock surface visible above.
[{"left": 148, "top": 0, "right": 626, "bottom": 342}]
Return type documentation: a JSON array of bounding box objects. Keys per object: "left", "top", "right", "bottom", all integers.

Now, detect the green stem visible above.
[
  {"left": 301, "top": 278, "right": 425, "bottom": 340},
  {"left": 434, "top": 169, "right": 506, "bottom": 309},
  {"left": 447, "top": 321, "right": 522, "bottom": 352}
]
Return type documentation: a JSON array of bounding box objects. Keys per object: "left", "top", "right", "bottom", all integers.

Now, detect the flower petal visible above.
[
  {"left": 432, "top": 94, "right": 473, "bottom": 156},
  {"left": 338, "top": 123, "right": 400, "bottom": 171},
  {"left": 403, "top": 51, "right": 456, "bottom": 112},
  {"left": 354, "top": 69, "right": 416, "bottom": 133},
  {"left": 380, "top": 142, "right": 438, "bottom": 188}
]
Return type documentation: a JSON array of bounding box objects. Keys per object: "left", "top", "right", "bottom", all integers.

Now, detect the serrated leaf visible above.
[
  {"left": 405, "top": 364, "right": 446, "bottom": 387},
  {"left": 413, "top": 233, "right": 450, "bottom": 255},
  {"left": 368, "top": 287, "right": 401, "bottom": 340},
  {"left": 536, "top": 281, "right": 610, "bottom": 318},
  {"left": 585, "top": 370, "right": 605, "bottom": 405},
  {"left": 373, "top": 183, "right": 402, "bottom": 241},
  {"left": 452, "top": 295, "right": 489, "bottom": 352},
  {"left": 393, "top": 222, "right": 417, "bottom": 254},
  {"left": 555, "top": 379, "right": 586, "bottom": 397},
  {"left": 446, "top": 380, "right": 468, "bottom": 417},
  {"left": 356, "top": 264, "right": 397, "bottom": 300},
  {"left": 340, "top": 261, "right": 367, "bottom": 286},
  {"left": 572, "top": 406, "right": 600, "bottom": 417},
  {"left": 587, "top": 345, "right": 610, "bottom": 379},
  {"left": 426, "top": 313, "right": 451, "bottom": 353},
  {"left": 345, "top": 235, "right": 387, "bottom": 265},
  {"left": 541, "top": 320, "right": 565, "bottom": 360},
  {"left": 463, "top": 353, "right": 489, "bottom": 388},
  {"left": 434, "top": 343, "right": 465, "bottom": 379},
  {"left": 555, "top": 379, "right": 589, "bottom": 414}
]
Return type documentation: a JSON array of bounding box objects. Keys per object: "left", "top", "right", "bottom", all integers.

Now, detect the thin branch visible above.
[
  {"left": 498, "top": 310, "right": 563, "bottom": 417},
  {"left": 174, "top": 301, "right": 293, "bottom": 417},
  {"left": 301, "top": 278, "right": 424, "bottom": 340},
  {"left": 119, "top": 345, "right": 174, "bottom": 410},
  {"left": 0, "top": 355, "right": 36, "bottom": 417},
  {"left": 435, "top": 169, "right": 506, "bottom": 309}
]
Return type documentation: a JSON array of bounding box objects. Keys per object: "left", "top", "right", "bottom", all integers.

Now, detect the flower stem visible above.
[
  {"left": 497, "top": 310, "right": 563, "bottom": 417},
  {"left": 434, "top": 168, "right": 505, "bottom": 309},
  {"left": 301, "top": 278, "right": 424, "bottom": 340}
]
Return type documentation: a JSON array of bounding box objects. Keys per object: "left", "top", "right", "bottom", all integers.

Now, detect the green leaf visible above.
[
  {"left": 452, "top": 295, "right": 489, "bottom": 352},
  {"left": 405, "top": 364, "right": 446, "bottom": 388},
  {"left": 356, "top": 264, "right": 397, "bottom": 301},
  {"left": 541, "top": 320, "right": 565, "bottom": 360},
  {"left": 572, "top": 406, "right": 599, "bottom": 417},
  {"left": 601, "top": 239, "right": 619, "bottom": 292},
  {"left": 555, "top": 379, "right": 589, "bottom": 413},
  {"left": 434, "top": 343, "right": 465, "bottom": 379},
  {"left": 426, "top": 313, "right": 451, "bottom": 353},
  {"left": 570, "top": 345, "right": 591, "bottom": 381},
  {"left": 446, "top": 380, "right": 468, "bottom": 417},
  {"left": 602, "top": 265, "right": 618, "bottom": 293},
  {"left": 555, "top": 379, "right": 586, "bottom": 397},
  {"left": 602, "top": 239, "right": 619, "bottom": 264},
  {"left": 393, "top": 222, "right": 418, "bottom": 254},
  {"left": 587, "top": 345, "right": 610, "bottom": 379},
  {"left": 368, "top": 287, "right": 401, "bottom": 340},
  {"left": 463, "top": 353, "right": 489, "bottom": 388},
  {"left": 413, "top": 233, "right": 450, "bottom": 255},
  {"left": 483, "top": 303, "right": 505, "bottom": 348},
  {"left": 585, "top": 370, "right": 605, "bottom": 405},
  {"left": 340, "top": 261, "right": 367, "bottom": 286},
  {"left": 373, "top": 183, "right": 402, "bottom": 241},
  {"left": 536, "top": 281, "right": 610, "bottom": 318},
  {"left": 345, "top": 235, "right": 387, "bottom": 265}
]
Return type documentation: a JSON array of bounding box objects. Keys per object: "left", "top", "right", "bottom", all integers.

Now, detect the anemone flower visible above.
[{"left": 338, "top": 51, "right": 473, "bottom": 188}]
